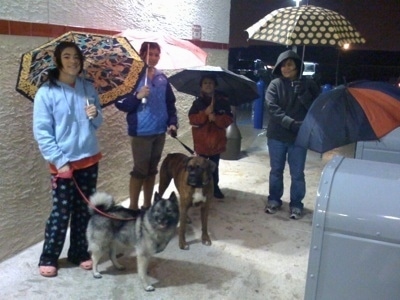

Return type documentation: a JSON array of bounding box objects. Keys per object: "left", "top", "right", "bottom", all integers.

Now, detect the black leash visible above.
[{"left": 172, "top": 136, "right": 195, "bottom": 155}]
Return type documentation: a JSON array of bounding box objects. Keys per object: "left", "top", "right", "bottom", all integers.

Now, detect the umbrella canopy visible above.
[
  {"left": 16, "top": 31, "right": 145, "bottom": 107},
  {"left": 168, "top": 65, "right": 259, "bottom": 106},
  {"left": 295, "top": 80, "right": 400, "bottom": 153},
  {"left": 246, "top": 5, "right": 366, "bottom": 48},
  {"left": 119, "top": 29, "right": 207, "bottom": 70}
]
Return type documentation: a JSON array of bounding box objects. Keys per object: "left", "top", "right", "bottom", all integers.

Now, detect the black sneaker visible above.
[
  {"left": 264, "top": 200, "right": 282, "bottom": 214},
  {"left": 214, "top": 187, "right": 225, "bottom": 199},
  {"left": 289, "top": 207, "right": 302, "bottom": 220}
]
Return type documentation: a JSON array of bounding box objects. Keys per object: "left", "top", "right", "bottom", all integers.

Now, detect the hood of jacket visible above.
[{"left": 272, "top": 50, "right": 303, "bottom": 77}]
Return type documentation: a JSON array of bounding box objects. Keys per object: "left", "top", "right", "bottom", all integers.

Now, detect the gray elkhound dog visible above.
[{"left": 86, "top": 191, "right": 179, "bottom": 291}]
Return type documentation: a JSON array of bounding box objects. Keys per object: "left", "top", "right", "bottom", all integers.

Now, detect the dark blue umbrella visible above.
[{"left": 295, "top": 80, "right": 400, "bottom": 153}]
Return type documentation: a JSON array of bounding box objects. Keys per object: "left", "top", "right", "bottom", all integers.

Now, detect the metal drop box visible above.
[
  {"left": 355, "top": 127, "right": 400, "bottom": 164},
  {"left": 305, "top": 156, "right": 400, "bottom": 300}
]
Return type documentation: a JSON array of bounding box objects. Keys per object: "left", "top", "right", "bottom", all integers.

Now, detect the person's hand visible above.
[
  {"left": 57, "top": 164, "right": 73, "bottom": 179},
  {"left": 292, "top": 80, "right": 305, "bottom": 95},
  {"left": 290, "top": 121, "right": 302, "bottom": 133},
  {"left": 167, "top": 125, "right": 177, "bottom": 137},
  {"left": 205, "top": 104, "right": 214, "bottom": 115},
  {"left": 208, "top": 112, "right": 216, "bottom": 122},
  {"left": 85, "top": 104, "right": 97, "bottom": 119},
  {"left": 137, "top": 86, "right": 150, "bottom": 99}
]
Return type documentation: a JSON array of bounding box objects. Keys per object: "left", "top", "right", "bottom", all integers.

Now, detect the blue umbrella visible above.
[{"left": 295, "top": 80, "right": 400, "bottom": 153}]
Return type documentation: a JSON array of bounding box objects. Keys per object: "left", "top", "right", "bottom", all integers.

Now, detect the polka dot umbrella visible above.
[{"left": 246, "top": 5, "right": 366, "bottom": 49}]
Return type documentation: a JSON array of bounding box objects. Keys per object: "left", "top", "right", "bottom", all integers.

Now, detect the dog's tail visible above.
[{"left": 88, "top": 192, "right": 114, "bottom": 215}]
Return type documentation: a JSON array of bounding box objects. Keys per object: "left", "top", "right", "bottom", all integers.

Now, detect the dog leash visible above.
[
  {"left": 173, "top": 136, "right": 195, "bottom": 155},
  {"left": 70, "top": 176, "right": 137, "bottom": 221}
]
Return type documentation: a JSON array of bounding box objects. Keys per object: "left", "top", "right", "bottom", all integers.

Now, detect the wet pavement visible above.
[{"left": 0, "top": 105, "right": 355, "bottom": 300}]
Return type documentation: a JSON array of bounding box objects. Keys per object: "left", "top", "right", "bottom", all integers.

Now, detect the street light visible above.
[{"left": 293, "top": 0, "right": 302, "bottom": 7}]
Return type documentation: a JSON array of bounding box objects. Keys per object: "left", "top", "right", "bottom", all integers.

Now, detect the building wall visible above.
[{"left": 0, "top": 0, "right": 230, "bottom": 262}]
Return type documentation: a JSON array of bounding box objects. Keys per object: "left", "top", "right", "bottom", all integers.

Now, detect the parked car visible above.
[
  {"left": 231, "top": 58, "right": 322, "bottom": 89},
  {"left": 302, "top": 61, "right": 321, "bottom": 85},
  {"left": 231, "top": 58, "right": 272, "bottom": 82},
  {"left": 302, "top": 61, "right": 318, "bottom": 77}
]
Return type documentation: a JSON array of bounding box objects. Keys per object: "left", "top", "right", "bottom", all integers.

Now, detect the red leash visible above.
[{"left": 71, "top": 176, "right": 136, "bottom": 221}]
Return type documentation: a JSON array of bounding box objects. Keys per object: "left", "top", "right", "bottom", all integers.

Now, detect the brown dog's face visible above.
[{"left": 185, "top": 157, "right": 216, "bottom": 188}]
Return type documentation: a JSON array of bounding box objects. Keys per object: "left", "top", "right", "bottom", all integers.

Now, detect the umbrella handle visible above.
[
  {"left": 86, "top": 98, "right": 94, "bottom": 120},
  {"left": 299, "top": 45, "right": 306, "bottom": 79},
  {"left": 142, "top": 67, "right": 148, "bottom": 105},
  {"left": 142, "top": 43, "right": 150, "bottom": 105}
]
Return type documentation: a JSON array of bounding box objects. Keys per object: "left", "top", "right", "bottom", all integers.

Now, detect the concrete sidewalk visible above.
[{"left": 0, "top": 121, "right": 354, "bottom": 300}]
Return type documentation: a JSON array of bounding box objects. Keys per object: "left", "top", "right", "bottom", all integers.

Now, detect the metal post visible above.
[
  {"left": 335, "top": 49, "right": 340, "bottom": 86},
  {"left": 253, "top": 79, "right": 265, "bottom": 129}
]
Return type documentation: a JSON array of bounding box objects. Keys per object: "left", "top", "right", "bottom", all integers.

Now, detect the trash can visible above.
[
  {"left": 355, "top": 127, "right": 400, "bottom": 164},
  {"left": 220, "top": 123, "right": 242, "bottom": 160},
  {"left": 305, "top": 155, "right": 400, "bottom": 300}
]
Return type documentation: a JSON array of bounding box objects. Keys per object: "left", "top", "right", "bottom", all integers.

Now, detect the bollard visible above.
[
  {"left": 220, "top": 122, "right": 242, "bottom": 160},
  {"left": 253, "top": 79, "right": 265, "bottom": 129}
]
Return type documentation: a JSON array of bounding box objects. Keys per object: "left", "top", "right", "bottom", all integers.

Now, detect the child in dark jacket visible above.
[
  {"left": 188, "top": 75, "right": 233, "bottom": 198},
  {"left": 265, "top": 50, "right": 320, "bottom": 219}
]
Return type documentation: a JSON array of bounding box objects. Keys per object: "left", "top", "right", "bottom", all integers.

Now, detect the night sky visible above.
[{"left": 229, "top": 0, "right": 400, "bottom": 84}]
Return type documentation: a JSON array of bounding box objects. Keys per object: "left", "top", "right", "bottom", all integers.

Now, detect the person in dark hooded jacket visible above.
[
  {"left": 264, "top": 50, "right": 320, "bottom": 219},
  {"left": 188, "top": 74, "right": 233, "bottom": 198}
]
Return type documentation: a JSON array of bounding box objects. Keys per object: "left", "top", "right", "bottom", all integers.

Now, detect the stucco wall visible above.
[{"left": 0, "top": 0, "right": 230, "bottom": 262}]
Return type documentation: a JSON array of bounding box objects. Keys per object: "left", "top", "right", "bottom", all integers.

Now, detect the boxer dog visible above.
[{"left": 158, "top": 153, "right": 216, "bottom": 250}]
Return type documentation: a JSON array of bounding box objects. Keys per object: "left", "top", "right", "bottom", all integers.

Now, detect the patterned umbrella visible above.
[
  {"left": 16, "top": 31, "right": 145, "bottom": 107},
  {"left": 246, "top": 5, "right": 366, "bottom": 47}
]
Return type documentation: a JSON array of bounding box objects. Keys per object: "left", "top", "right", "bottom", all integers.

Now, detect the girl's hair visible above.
[
  {"left": 139, "top": 42, "right": 161, "bottom": 59},
  {"left": 47, "top": 41, "right": 84, "bottom": 86}
]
